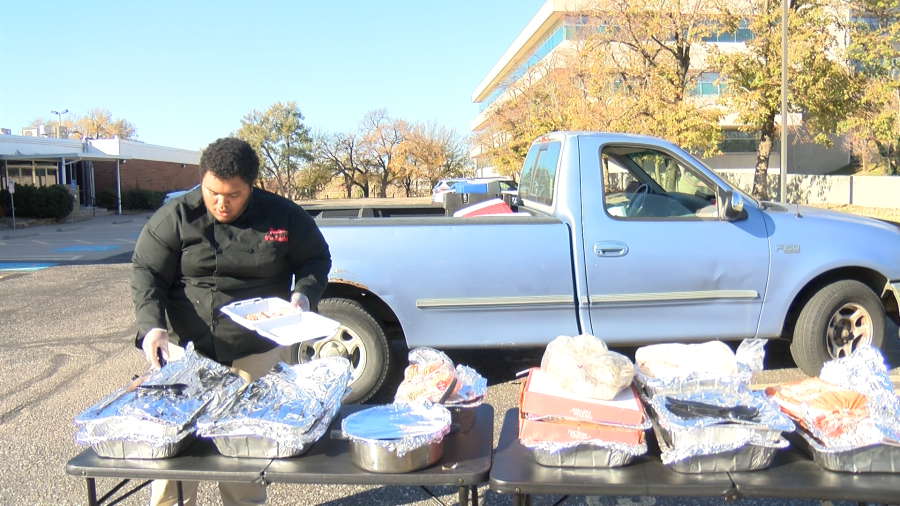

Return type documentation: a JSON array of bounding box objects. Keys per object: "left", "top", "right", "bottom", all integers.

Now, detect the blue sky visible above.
[{"left": 0, "top": 1, "right": 546, "bottom": 151}]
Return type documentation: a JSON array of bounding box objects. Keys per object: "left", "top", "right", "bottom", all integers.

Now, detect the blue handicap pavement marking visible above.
[
  {"left": 53, "top": 245, "right": 121, "bottom": 252},
  {"left": 0, "top": 263, "right": 57, "bottom": 272}
]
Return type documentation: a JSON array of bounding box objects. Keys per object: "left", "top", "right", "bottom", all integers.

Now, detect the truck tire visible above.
[
  {"left": 291, "top": 298, "right": 390, "bottom": 404},
  {"left": 790, "top": 280, "right": 885, "bottom": 376}
]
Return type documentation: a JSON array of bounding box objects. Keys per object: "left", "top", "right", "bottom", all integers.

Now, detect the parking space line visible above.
[
  {"left": 32, "top": 240, "right": 49, "bottom": 245},
  {"left": 73, "top": 240, "right": 93, "bottom": 244}
]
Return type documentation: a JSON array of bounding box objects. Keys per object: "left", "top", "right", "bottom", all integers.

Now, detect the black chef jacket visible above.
[{"left": 131, "top": 187, "right": 331, "bottom": 364}]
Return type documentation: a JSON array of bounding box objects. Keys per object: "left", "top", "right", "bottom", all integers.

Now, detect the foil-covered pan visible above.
[
  {"left": 336, "top": 402, "right": 452, "bottom": 473},
  {"left": 791, "top": 429, "right": 900, "bottom": 473},
  {"left": 531, "top": 441, "right": 646, "bottom": 468},
  {"left": 449, "top": 404, "right": 477, "bottom": 434},
  {"left": 651, "top": 413, "right": 787, "bottom": 472},
  {"left": 648, "top": 390, "right": 794, "bottom": 456},
  {"left": 77, "top": 427, "right": 196, "bottom": 460},
  {"left": 210, "top": 435, "right": 311, "bottom": 459},
  {"left": 200, "top": 358, "right": 352, "bottom": 458}
]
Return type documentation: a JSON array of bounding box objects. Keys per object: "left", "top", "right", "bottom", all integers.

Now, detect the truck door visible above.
[{"left": 578, "top": 140, "right": 770, "bottom": 344}]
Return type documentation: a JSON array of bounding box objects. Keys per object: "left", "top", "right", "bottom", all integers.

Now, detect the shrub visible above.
[
  {"left": 122, "top": 188, "right": 165, "bottom": 210},
  {"left": 2, "top": 184, "right": 73, "bottom": 220},
  {"left": 96, "top": 188, "right": 116, "bottom": 209}
]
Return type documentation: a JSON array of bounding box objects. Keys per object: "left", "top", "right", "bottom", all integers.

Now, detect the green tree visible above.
[
  {"left": 235, "top": 101, "right": 313, "bottom": 201},
  {"left": 713, "top": 0, "right": 857, "bottom": 200},
  {"left": 838, "top": 0, "right": 900, "bottom": 175}
]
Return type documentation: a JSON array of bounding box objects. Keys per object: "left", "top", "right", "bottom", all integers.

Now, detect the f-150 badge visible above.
[{"left": 776, "top": 244, "right": 800, "bottom": 254}]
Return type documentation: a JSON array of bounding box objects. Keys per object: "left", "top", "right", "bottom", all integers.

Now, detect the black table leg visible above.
[
  {"left": 86, "top": 478, "right": 98, "bottom": 506},
  {"left": 176, "top": 481, "right": 184, "bottom": 506},
  {"left": 472, "top": 485, "right": 478, "bottom": 506},
  {"left": 513, "top": 493, "right": 531, "bottom": 506},
  {"left": 458, "top": 485, "right": 469, "bottom": 505}
]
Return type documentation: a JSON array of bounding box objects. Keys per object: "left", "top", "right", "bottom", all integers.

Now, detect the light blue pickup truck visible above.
[{"left": 300, "top": 132, "right": 900, "bottom": 403}]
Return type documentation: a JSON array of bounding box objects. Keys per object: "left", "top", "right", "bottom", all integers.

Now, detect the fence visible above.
[{"left": 716, "top": 172, "right": 900, "bottom": 209}]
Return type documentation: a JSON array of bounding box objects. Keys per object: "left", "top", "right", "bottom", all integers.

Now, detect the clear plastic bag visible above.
[
  {"left": 540, "top": 334, "right": 634, "bottom": 400},
  {"left": 394, "top": 347, "right": 461, "bottom": 403}
]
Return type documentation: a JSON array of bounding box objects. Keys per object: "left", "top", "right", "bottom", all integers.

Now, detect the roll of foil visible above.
[
  {"left": 818, "top": 346, "right": 900, "bottom": 445},
  {"left": 73, "top": 343, "right": 244, "bottom": 441},
  {"left": 198, "top": 357, "right": 352, "bottom": 449},
  {"left": 444, "top": 365, "right": 488, "bottom": 407},
  {"left": 341, "top": 402, "right": 451, "bottom": 457}
]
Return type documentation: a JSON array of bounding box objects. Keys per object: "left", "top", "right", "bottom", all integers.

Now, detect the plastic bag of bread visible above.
[
  {"left": 540, "top": 334, "right": 634, "bottom": 400},
  {"left": 635, "top": 341, "right": 739, "bottom": 379},
  {"left": 394, "top": 347, "right": 462, "bottom": 404}
]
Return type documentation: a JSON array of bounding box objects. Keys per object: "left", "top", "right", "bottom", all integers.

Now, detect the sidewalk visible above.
[{"left": 0, "top": 209, "right": 147, "bottom": 232}]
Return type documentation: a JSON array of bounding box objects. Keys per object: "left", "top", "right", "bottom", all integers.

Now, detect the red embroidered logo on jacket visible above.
[{"left": 265, "top": 228, "right": 288, "bottom": 242}]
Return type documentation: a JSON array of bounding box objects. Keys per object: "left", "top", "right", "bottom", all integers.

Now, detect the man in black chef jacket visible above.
[{"left": 131, "top": 136, "right": 331, "bottom": 506}]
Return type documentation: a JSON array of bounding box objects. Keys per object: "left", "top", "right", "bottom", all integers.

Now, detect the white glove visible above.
[
  {"left": 142, "top": 328, "right": 169, "bottom": 370},
  {"left": 290, "top": 292, "right": 310, "bottom": 312}
]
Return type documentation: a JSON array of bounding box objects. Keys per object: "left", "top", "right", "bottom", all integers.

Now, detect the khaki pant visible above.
[{"left": 149, "top": 345, "right": 292, "bottom": 506}]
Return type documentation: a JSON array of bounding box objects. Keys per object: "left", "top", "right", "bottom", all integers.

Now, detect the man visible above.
[{"left": 131, "top": 137, "right": 331, "bottom": 505}]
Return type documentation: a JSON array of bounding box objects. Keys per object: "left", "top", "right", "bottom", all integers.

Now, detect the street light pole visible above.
[{"left": 50, "top": 109, "right": 69, "bottom": 138}]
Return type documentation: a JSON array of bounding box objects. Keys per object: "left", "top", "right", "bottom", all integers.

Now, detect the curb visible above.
[{"left": 2, "top": 232, "right": 39, "bottom": 240}]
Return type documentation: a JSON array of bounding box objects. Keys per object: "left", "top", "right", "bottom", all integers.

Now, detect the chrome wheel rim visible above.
[
  {"left": 825, "top": 303, "right": 873, "bottom": 359},
  {"left": 298, "top": 325, "right": 368, "bottom": 382}
]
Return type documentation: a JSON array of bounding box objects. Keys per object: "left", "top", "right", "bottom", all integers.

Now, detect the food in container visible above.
[
  {"left": 394, "top": 348, "right": 487, "bottom": 433},
  {"left": 220, "top": 297, "right": 341, "bottom": 346},
  {"left": 646, "top": 389, "right": 794, "bottom": 470},
  {"left": 790, "top": 429, "right": 900, "bottom": 473},
  {"left": 540, "top": 333, "right": 634, "bottom": 400},
  {"left": 519, "top": 367, "right": 645, "bottom": 426},
  {"left": 765, "top": 346, "right": 900, "bottom": 471},
  {"left": 198, "top": 357, "right": 352, "bottom": 458},
  {"left": 73, "top": 343, "right": 244, "bottom": 459},
  {"left": 394, "top": 347, "right": 462, "bottom": 404},
  {"left": 335, "top": 402, "right": 452, "bottom": 473},
  {"left": 634, "top": 338, "right": 766, "bottom": 397}
]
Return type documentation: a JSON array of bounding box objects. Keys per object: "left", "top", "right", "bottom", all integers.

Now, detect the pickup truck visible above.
[{"left": 299, "top": 132, "right": 900, "bottom": 403}]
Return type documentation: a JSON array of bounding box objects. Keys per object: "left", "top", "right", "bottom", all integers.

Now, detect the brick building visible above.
[{"left": 1, "top": 134, "right": 200, "bottom": 213}]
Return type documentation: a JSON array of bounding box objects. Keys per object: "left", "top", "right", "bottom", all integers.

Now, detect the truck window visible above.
[
  {"left": 600, "top": 146, "right": 719, "bottom": 219},
  {"left": 519, "top": 142, "right": 561, "bottom": 207}
]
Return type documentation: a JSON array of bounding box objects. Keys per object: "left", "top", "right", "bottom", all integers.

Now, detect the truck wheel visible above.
[
  {"left": 790, "top": 280, "right": 885, "bottom": 376},
  {"left": 291, "top": 298, "right": 390, "bottom": 404}
]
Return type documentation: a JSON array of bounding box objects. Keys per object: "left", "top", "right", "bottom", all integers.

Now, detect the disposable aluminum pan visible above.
[
  {"left": 654, "top": 420, "right": 784, "bottom": 474},
  {"left": 210, "top": 435, "right": 311, "bottom": 459},
  {"left": 791, "top": 430, "right": 900, "bottom": 473},
  {"left": 533, "top": 443, "right": 636, "bottom": 468},
  {"left": 91, "top": 432, "right": 196, "bottom": 460}
]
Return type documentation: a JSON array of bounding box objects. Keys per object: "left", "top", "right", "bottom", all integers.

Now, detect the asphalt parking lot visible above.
[{"left": 0, "top": 214, "right": 898, "bottom": 505}]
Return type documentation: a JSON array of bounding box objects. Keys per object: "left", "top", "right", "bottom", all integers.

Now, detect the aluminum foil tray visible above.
[
  {"left": 210, "top": 435, "right": 312, "bottom": 459},
  {"left": 659, "top": 423, "right": 783, "bottom": 450},
  {"left": 91, "top": 433, "right": 196, "bottom": 460},
  {"left": 655, "top": 425, "right": 780, "bottom": 474},
  {"left": 533, "top": 443, "right": 636, "bottom": 468},
  {"left": 791, "top": 430, "right": 900, "bottom": 473},
  {"left": 449, "top": 404, "right": 476, "bottom": 433}
]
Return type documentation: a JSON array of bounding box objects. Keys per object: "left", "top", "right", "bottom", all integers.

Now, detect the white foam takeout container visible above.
[{"left": 220, "top": 297, "right": 341, "bottom": 346}]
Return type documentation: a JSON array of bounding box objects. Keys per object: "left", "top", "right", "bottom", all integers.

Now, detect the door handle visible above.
[{"left": 594, "top": 241, "right": 628, "bottom": 257}]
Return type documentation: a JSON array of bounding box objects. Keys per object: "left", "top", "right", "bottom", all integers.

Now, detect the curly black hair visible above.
[{"left": 199, "top": 137, "right": 259, "bottom": 184}]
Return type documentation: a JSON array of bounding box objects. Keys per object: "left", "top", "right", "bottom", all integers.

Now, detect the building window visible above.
[
  {"left": 702, "top": 19, "right": 753, "bottom": 43},
  {"left": 692, "top": 72, "right": 721, "bottom": 96},
  {"left": 718, "top": 130, "right": 779, "bottom": 153}
]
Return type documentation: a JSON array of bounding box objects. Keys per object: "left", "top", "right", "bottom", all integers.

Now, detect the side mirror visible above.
[{"left": 723, "top": 190, "right": 744, "bottom": 221}]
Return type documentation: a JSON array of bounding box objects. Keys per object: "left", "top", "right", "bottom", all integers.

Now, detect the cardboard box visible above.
[
  {"left": 519, "top": 367, "right": 644, "bottom": 425},
  {"left": 518, "top": 410, "right": 645, "bottom": 445}
]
